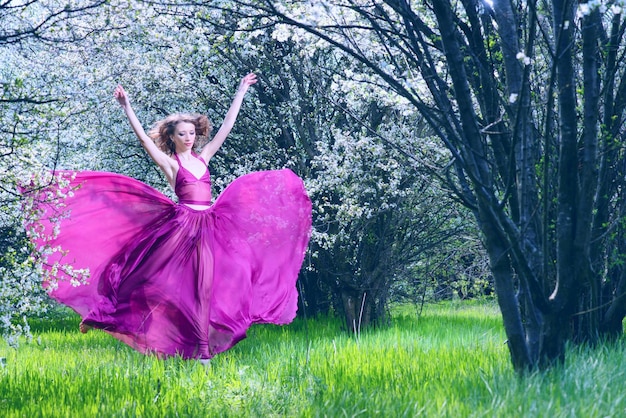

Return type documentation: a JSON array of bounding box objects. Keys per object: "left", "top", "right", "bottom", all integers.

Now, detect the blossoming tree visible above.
[{"left": 219, "top": 0, "right": 626, "bottom": 370}]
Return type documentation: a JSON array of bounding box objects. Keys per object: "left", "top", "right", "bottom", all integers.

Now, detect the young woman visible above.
[{"left": 26, "top": 73, "right": 312, "bottom": 361}]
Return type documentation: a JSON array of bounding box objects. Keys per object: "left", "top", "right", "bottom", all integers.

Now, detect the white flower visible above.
[
  {"left": 516, "top": 52, "right": 531, "bottom": 65},
  {"left": 509, "top": 93, "right": 519, "bottom": 103},
  {"left": 578, "top": 4, "right": 590, "bottom": 16},
  {"left": 272, "top": 24, "right": 291, "bottom": 43}
]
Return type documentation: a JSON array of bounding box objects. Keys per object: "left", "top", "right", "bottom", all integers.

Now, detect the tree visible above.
[
  {"left": 307, "top": 124, "right": 472, "bottom": 330},
  {"left": 211, "top": 0, "right": 626, "bottom": 371},
  {"left": 0, "top": 0, "right": 118, "bottom": 344}
]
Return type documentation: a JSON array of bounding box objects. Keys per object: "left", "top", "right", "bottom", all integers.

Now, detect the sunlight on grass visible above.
[{"left": 1, "top": 301, "right": 625, "bottom": 416}]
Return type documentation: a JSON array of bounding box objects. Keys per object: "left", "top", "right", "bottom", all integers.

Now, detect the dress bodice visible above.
[{"left": 174, "top": 153, "right": 212, "bottom": 205}]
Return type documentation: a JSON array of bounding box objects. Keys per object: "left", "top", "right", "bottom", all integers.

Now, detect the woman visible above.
[{"left": 26, "top": 73, "right": 312, "bottom": 361}]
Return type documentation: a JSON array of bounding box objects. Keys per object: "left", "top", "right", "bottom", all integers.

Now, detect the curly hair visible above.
[{"left": 148, "top": 113, "right": 213, "bottom": 155}]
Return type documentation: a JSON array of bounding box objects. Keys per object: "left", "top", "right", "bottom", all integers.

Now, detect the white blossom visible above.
[
  {"left": 516, "top": 52, "right": 531, "bottom": 65},
  {"left": 578, "top": 4, "right": 591, "bottom": 17}
]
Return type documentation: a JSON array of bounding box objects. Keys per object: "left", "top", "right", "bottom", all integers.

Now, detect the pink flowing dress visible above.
[{"left": 25, "top": 154, "right": 312, "bottom": 359}]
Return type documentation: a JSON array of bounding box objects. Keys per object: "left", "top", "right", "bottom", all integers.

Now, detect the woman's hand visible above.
[
  {"left": 237, "top": 73, "right": 258, "bottom": 94},
  {"left": 114, "top": 85, "right": 129, "bottom": 108}
]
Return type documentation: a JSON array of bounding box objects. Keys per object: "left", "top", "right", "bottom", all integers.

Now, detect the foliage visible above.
[
  {"left": 393, "top": 233, "right": 492, "bottom": 304},
  {"left": 308, "top": 127, "right": 476, "bottom": 328}
]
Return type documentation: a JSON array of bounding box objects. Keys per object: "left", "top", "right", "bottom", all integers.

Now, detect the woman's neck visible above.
[{"left": 176, "top": 150, "right": 193, "bottom": 161}]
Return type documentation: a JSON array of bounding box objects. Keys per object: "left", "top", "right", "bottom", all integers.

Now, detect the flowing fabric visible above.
[{"left": 25, "top": 159, "right": 312, "bottom": 359}]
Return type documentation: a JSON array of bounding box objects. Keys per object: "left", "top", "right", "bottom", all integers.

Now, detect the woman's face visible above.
[{"left": 171, "top": 122, "right": 196, "bottom": 153}]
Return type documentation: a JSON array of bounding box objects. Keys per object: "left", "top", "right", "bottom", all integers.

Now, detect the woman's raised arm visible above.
[
  {"left": 114, "top": 85, "right": 176, "bottom": 182},
  {"left": 200, "top": 73, "right": 257, "bottom": 162}
]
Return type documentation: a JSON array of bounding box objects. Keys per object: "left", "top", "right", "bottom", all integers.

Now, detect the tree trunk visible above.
[
  {"left": 539, "top": 312, "right": 568, "bottom": 367},
  {"left": 340, "top": 290, "right": 372, "bottom": 334},
  {"left": 478, "top": 210, "right": 532, "bottom": 371}
]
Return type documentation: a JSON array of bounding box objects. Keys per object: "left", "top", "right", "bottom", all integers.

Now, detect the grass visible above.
[{"left": 1, "top": 300, "right": 625, "bottom": 416}]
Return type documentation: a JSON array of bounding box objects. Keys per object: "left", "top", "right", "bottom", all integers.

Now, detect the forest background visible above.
[{"left": 3, "top": 0, "right": 626, "bottom": 373}]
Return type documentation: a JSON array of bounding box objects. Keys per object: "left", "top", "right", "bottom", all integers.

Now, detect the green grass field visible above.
[{"left": 1, "top": 301, "right": 625, "bottom": 417}]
